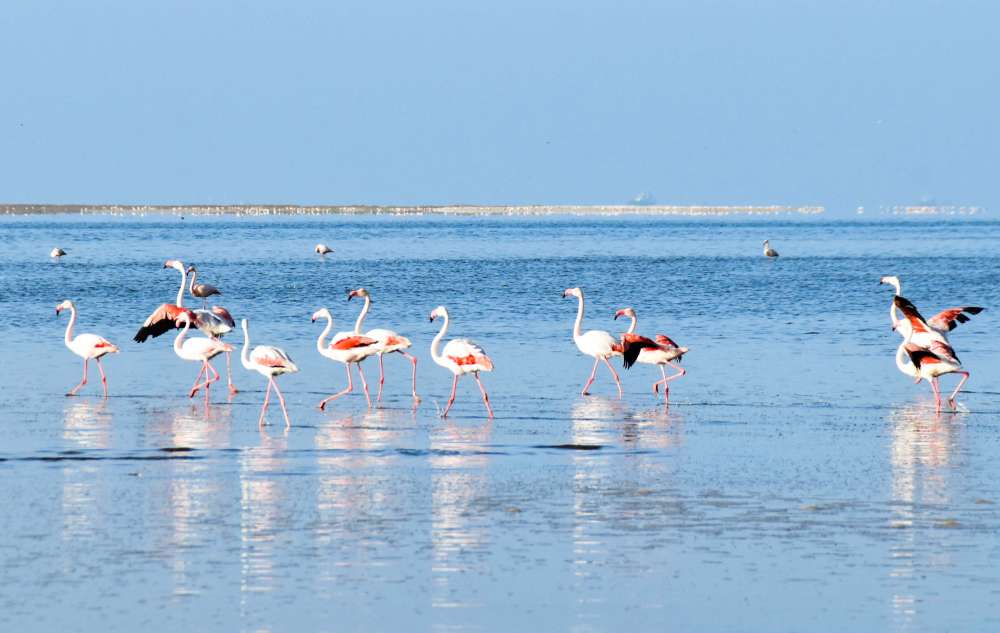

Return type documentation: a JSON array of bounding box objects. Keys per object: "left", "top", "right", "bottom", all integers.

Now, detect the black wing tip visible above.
[
  {"left": 622, "top": 342, "right": 642, "bottom": 369},
  {"left": 965, "top": 306, "right": 985, "bottom": 315}
]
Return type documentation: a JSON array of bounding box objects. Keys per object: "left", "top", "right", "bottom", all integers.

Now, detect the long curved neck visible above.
[
  {"left": 430, "top": 313, "right": 449, "bottom": 365},
  {"left": 572, "top": 293, "right": 585, "bottom": 339},
  {"left": 626, "top": 314, "right": 637, "bottom": 334},
  {"left": 895, "top": 343, "right": 917, "bottom": 377},
  {"left": 888, "top": 279, "right": 902, "bottom": 328},
  {"left": 64, "top": 305, "right": 77, "bottom": 345},
  {"left": 316, "top": 314, "right": 333, "bottom": 353},
  {"left": 174, "top": 319, "right": 190, "bottom": 353},
  {"left": 241, "top": 323, "right": 253, "bottom": 369},
  {"left": 353, "top": 296, "right": 370, "bottom": 335},
  {"left": 188, "top": 270, "right": 197, "bottom": 295},
  {"left": 176, "top": 266, "right": 188, "bottom": 306}
]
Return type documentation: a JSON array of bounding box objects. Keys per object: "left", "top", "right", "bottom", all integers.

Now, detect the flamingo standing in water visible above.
[
  {"left": 187, "top": 265, "right": 222, "bottom": 307},
  {"left": 56, "top": 300, "right": 119, "bottom": 397},
  {"left": 190, "top": 304, "right": 239, "bottom": 395},
  {"left": 614, "top": 307, "right": 689, "bottom": 401},
  {"left": 880, "top": 275, "right": 983, "bottom": 341},
  {"left": 311, "top": 308, "right": 380, "bottom": 409},
  {"left": 429, "top": 306, "right": 494, "bottom": 418},
  {"left": 134, "top": 260, "right": 196, "bottom": 342},
  {"left": 348, "top": 287, "right": 420, "bottom": 404},
  {"left": 240, "top": 319, "right": 298, "bottom": 427},
  {"left": 173, "top": 312, "right": 233, "bottom": 403},
  {"left": 893, "top": 295, "right": 970, "bottom": 412},
  {"left": 563, "top": 287, "right": 623, "bottom": 398}
]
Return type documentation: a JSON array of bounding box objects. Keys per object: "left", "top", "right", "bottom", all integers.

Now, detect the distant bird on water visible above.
[
  {"left": 315, "top": 244, "right": 334, "bottom": 255},
  {"left": 50, "top": 247, "right": 66, "bottom": 258},
  {"left": 56, "top": 300, "right": 119, "bottom": 398},
  {"left": 763, "top": 240, "right": 779, "bottom": 258},
  {"left": 187, "top": 265, "right": 222, "bottom": 307}
]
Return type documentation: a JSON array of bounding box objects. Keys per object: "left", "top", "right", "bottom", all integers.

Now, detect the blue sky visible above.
[{"left": 0, "top": 0, "right": 996, "bottom": 210}]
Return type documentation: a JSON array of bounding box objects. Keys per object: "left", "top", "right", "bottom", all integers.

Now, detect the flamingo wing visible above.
[
  {"left": 893, "top": 296, "right": 932, "bottom": 334},
  {"left": 330, "top": 335, "right": 379, "bottom": 351},
  {"left": 443, "top": 338, "right": 494, "bottom": 371},
  {"left": 210, "top": 306, "right": 236, "bottom": 328},
  {"left": 251, "top": 345, "right": 298, "bottom": 371},
  {"left": 192, "top": 309, "right": 234, "bottom": 336},
  {"left": 134, "top": 304, "right": 194, "bottom": 342},
  {"left": 621, "top": 334, "right": 659, "bottom": 369},
  {"left": 195, "top": 283, "right": 222, "bottom": 297},
  {"left": 655, "top": 334, "right": 681, "bottom": 349},
  {"left": 928, "top": 306, "right": 984, "bottom": 332}
]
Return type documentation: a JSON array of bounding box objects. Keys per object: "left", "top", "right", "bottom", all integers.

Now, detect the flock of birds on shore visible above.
[{"left": 51, "top": 240, "right": 985, "bottom": 425}]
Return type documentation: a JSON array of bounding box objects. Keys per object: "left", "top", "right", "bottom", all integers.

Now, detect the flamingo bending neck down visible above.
[
  {"left": 429, "top": 306, "right": 494, "bottom": 418},
  {"left": 563, "top": 287, "right": 623, "bottom": 398},
  {"left": 893, "top": 295, "right": 969, "bottom": 412},
  {"left": 879, "top": 275, "right": 983, "bottom": 341},
  {"left": 614, "top": 307, "right": 688, "bottom": 401},
  {"left": 173, "top": 312, "right": 233, "bottom": 403},
  {"left": 312, "top": 308, "right": 380, "bottom": 410},
  {"left": 240, "top": 319, "right": 298, "bottom": 427},
  {"left": 187, "top": 265, "right": 222, "bottom": 308},
  {"left": 56, "top": 300, "right": 119, "bottom": 398},
  {"left": 348, "top": 287, "right": 420, "bottom": 404}
]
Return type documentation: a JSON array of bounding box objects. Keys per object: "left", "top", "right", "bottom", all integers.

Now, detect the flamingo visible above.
[
  {"left": 190, "top": 305, "right": 239, "bottom": 395},
  {"left": 429, "top": 306, "right": 494, "bottom": 418},
  {"left": 879, "top": 275, "right": 983, "bottom": 340},
  {"left": 134, "top": 260, "right": 196, "bottom": 342},
  {"left": 172, "top": 312, "right": 233, "bottom": 403},
  {"left": 613, "top": 307, "right": 689, "bottom": 401},
  {"left": 240, "top": 319, "right": 299, "bottom": 427},
  {"left": 311, "top": 308, "right": 380, "bottom": 409},
  {"left": 315, "top": 244, "right": 334, "bottom": 255},
  {"left": 56, "top": 300, "right": 119, "bottom": 398},
  {"left": 763, "top": 240, "right": 779, "bottom": 258},
  {"left": 187, "top": 265, "right": 222, "bottom": 307},
  {"left": 50, "top": 247, "right": 66, "bottom": 258},
  {"left": 562, "top": 287, "right": 623, "bottom": 398},
  {"left": 348, "top": 287, "right": 420, "bottom": 404},
  {"left": 894, "top": 296, "right": 969, "bottom": 412}
]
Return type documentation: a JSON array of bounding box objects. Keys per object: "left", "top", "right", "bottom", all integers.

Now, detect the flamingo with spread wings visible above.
[
  {"left": 614, "top": 307, "right": 689, "bottom": 401},
  {"left": 892, "top": 295, "right": 970, "bottom": 412}
]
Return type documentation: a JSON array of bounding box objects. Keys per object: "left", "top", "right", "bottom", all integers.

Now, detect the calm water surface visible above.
[{"left": 1, "top": 215, "right": 999, "bottom": 632}]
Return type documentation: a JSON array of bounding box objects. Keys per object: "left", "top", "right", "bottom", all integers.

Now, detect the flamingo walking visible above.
[
  {"left": 429, "top": 306, "right": 494, "bottom": 418},
  {"left": 187, "top": 265, "right": 222, "bottom": 307},
  {"left": 311, "top": 308, "right": 380, "bottom": 409},
  {"left": 173, "top": 312, "right": 233, "bottom": 403},
  {"left": 614, "top": 307, "right": 689, "bottom": 401},
  {"left": 240, "top": 319, "right": 298, "bottom": 427},
  {"left": 880, "top": 275, "right": 983, "bottom": 341},
  {"left": 56, "top": 300, "right": 119, "bottom": 398},
  {"left": 348, "top": 287, "right": 420, "bottom": 403},
  {"left": 893, "top": 295, "right": 970, "bottom": 412},
  {"left": 190, "top": 305, "right": 239, "bottom": 395},
  {"left": 563, "top": 287, "right": 623, "bottom": 398},
  {"left": 763, "top": 240, "right": 779, "bottom": 258}
]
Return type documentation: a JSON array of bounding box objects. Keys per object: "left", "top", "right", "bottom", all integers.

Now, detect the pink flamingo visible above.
[
  {"left": 134, "top": 260, "right": 196, "bottom": 342},
  {"left": 429, "top": 306, "right": 494, "bottom": 418},
  {"left": 56, "top": 300, "right": 120, "bottom": 398},
  {"left": 312, "top": 307, "right": 380, "bottom": 409},
  {"left": 173, "top": 312, "right": 233, "bottom": 403},
  {"left": 614, "top": 307, "right": 689, "bottom": 401},
  {"left": 893, "top": 295, "right": 970, "bottom": 412},
  {"left": 240, "top": 318, "right": 299, "bottom": 427},
  {"left": 880, "top": 275, "right": 983, "bottom": 341},
  {"left": 562, "top": 287, "right": 623, "bottom": 397},
  {"left": 348, "top": 287, "right": 420, "bottom": 403}
]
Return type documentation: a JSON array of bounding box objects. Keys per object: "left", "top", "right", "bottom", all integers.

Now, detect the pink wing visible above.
[
  {"left": 928, "top": 306, "right": 984, "bottom": 333},
  {"left": 330, "top": 335, "right": 378, "bottom": 351}
]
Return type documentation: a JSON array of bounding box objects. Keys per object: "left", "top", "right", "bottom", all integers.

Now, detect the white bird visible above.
[
  {"left": 893, "top": 296, "right": 969, "bottom": 412},
  {"left": 311, "top": 307, "right": 380, "bottom": 409},
  {"left": 173, "top": 312, "right": 233, "bottom": 403},
  {"left": 56, "top": 300, "right": 119, "bottom": 398},
  {"left": 562, "top": 287, "right": 623, "bottom": 398},
  {"left": 50, "top": 247, "right": 66, "bottom": 258},
  {"left": 763, "top": 240, "right": 779, "bottom": 258},
  {"left": 348, "top": 287, "right": 420, "bottom": 403},
  {"left": 315, "top": 244, "right": 334, "bottom": 255},
  {"left": 879, "top": 275, "right": 983, "bottom": 342},
  {"left": 240, "top": 319, "right": 299, "bottom": 427},
  {"left": 429, "top": 305, "right": 494, "bottom": 418}
]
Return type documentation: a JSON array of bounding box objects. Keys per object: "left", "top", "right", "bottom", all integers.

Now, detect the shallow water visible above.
[{"left": 2, "top": 215, "right": 999, "bottom": 631}]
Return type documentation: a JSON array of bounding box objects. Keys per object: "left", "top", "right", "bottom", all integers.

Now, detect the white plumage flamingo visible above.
[
  {"left": 893, "top": 295, "right": 969, "bottom": 412},
  {"left": 348, "top": 287, "right": 419, "bottom": 403},
  {"left": 56, "top": 300, "right": 119, "bottom": 398},
  {"left": 240, "top": 319, "right": 298, "bottom": 427},
  {"left": 563, "top": 287, "right": 623, "bottom": 398},
  {"left": 429, "top": 306, "right": 494, "bottom": 418},
  {"left": 173, "top": 312, "right": 233, "bottom": 403},
  {"left": 311, "top": 307, "right": 380, "bottom": 409},
  {"left": 879, "top": 275, "right": 983, "bottom": 342}
]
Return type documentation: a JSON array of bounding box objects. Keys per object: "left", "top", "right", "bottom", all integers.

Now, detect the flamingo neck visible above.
[
  {"left": 572, "top": 293, "right": 585, "bottom": 339},
  {"left": 240, "top": 322, "right": 253, "bottom": 369},
  {"left": 176, "top": 266, "right": 188, "bottom": 307},
  {"left": 895, "top": 343, "right": 917, "bottom": 378},
  {"left": 353, "top": 296, "right": 370, "bottom": 335},
  {"left": 64, "top": 304, "right": 77, "bottom": 346},
  {"left": 315, "top": 313, "right": 333, "bottom": 354},
  {"left": 888, "top": 279, "right": 902, "bottom": 329},
  {"left": 626, "top": 313, "right": 637, "bottom": 334},
  {"left": 188, "top": 270, "right": 197, "bottom": 295},
  {"left": 174, "top": 318, "right": 191, "bottom": 354},
  {"left": 430, "top": 312, "right": 449, "bottom": 366}
]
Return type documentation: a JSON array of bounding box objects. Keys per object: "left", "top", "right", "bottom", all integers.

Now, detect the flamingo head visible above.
[
  {"left": 562, "top": 287, "right": 582, "bottom": 299},
  {"left": 55, "top": 299, "right": 73, "bottom": 315},
  {"left": 186, "top": 264, "right": 198, "bottom": 273},
  {"left": 348, "top": 288, "right": 370, "bottom": 302},
  {"left": 614, "top": 307, "right": 636, "bottom": 320},
  {"left": 429, "top": 306, "right": 448, "bottom": 322},
  {"left": 879, "top": 275, "right": 901, "bottom": 292},
  {"left": 311, "top": 308, "right": 331, "bottom": 323},
  {"left": 164, "top": 259, "right": 185, "bottom": 271},
  {"left": 763, "top": 240, "right": 769, "bottom": 246}
]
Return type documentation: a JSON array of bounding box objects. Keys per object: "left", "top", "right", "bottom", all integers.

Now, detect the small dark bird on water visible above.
[
  {"left": 187, "top": 265, "right": 222, "bottom": 307},
  {"left": 315, "top": 243, "right": 334, "bottom": 255}
]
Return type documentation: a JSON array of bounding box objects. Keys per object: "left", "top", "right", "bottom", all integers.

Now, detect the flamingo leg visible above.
[
  {"left": 654, "top": 362, "right": 687, "bottom": 400},
  {"left": 473, "top": 372, "right": 494, "bottom": 418},
  {"left": 948, "top": 371, "right": 970, "bottom": 410},
  {"left": 226, "top": 351, "right": 238, "bottom": 395},
  {"left": 96, "top": 358, "right": 108, "bottom": 399},
  {"left": 602, "top": 356, "right": 623, "bottom": 399},
  {"left": 930, "top": 377, "right": 942, "bottom": 413},
  {"left": 67, "top": 358, "right": 89, "bottom": 396},
  {"left": 258, "top": 377, "right": 273, "bottom": 427},
  {"left": 204, "top": 362, "right": 221, "bottom": 403},
  {"left": 357, "top": 362, "right": 372, "bottom": 408},
  {"left": 398, "top": 350, "right": 420, "bottom": 403},
  {"left": 271, "top": 377, "right": 292, "bottom": 427},
  {"left": 376, "top": 353, "right": 385, "bottom": 402},
  {"left": 442, "top": 374, "right": 459, "bottom": 418},
  {"left": 581, "top": 357, "right": 600, "bottom": 395},
  {"left": 189, "top": 363, "right": 208, "bottom": 398},
  {"left": 653, "top": 365, "right": 669, "bottom": 400},
  {"left": 319, "top": 363, "right": 353, "bottom": 410}
]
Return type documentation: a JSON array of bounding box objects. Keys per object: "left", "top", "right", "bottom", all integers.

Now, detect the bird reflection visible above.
[
  {"left": 150, "top": 404, "right": 233, "bottom": 448},
  {"left": 62, "top": 400, "right": 112, "bottom": 449},
  {"left": 239, "top": 429, "right": 289, "bottom": 599}
]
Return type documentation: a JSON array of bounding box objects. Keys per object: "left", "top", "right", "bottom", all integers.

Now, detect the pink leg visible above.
[
  {"left": 357, "top": 362, "right": 372, "bottom": 408},
  {"left": 376, "top": 353, "right": 385, "bottom": 402},
  {"left": 319, "top": 363, "right": 353, "bottom": 410},
  {"left": 96, "top": 358, "right": 109, "bottom": 399},
  {"left": 226, "top": 351, "right": 238, "bottom": 395},
  {"left": 271, "top": 377, "right": 292, "bottom": 427},
  {"left": 258, "top": 377, "right": 273, "bottom": 427},
  {"left": 652, "top": 365, "right": 669, "bottom": 400},
  {"left": 581, "top": 357, "right": 600, "bottom": 395},
  {"left": 654, "top": 362, "right": 686, "bottom": 401},
  {"left": 930, "top": 377, "right": 942, "bottom": 413},
  {"left": 398, "top": 350, "right": 420, "bottom": 403},
  {"left": 948, "top": 371, "right": 970, "bottom": 410},
  {"left": 189, "top": 363, "right": 208, "bottom": 397},
  {"left": 67, "top": 359, "right": 89, "bottom": 396},
  {"left": 473, "top": 372, "right": 494, "bottom": 418},
  {"left": 204, "top": 362, "right": 221, "bottom": 403},
  {"left": 442, "top": 374, "right": 459, "bottom": 417},
  {"left": 602, "top": 357, "right": 623, "bottom": 399}
]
